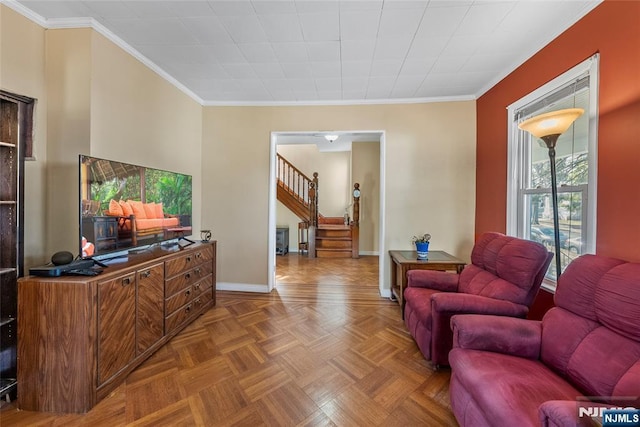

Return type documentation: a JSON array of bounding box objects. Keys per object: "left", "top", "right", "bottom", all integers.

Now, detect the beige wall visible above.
[
  {"left": 202, "top": 102, "right": 476, "bottom": 291},
  {"left": 352, "top": 141, "right": 380, "bottom": 253},
  {"left": 2, "top": 6, "right": 202, "bottom": 266},
  {"left": 1, "top": 5, "right": 48, "bottom": 267},
  {"left": 45, "top": 28, "right": 92, "bottom": 255},
  {"left": 4, "top": 5, "right": 476, "bottom": 292}
]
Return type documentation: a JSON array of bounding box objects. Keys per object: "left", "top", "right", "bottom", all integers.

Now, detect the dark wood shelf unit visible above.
[{"left": 0, "top": 94, "right": 25, "bottom": 404}]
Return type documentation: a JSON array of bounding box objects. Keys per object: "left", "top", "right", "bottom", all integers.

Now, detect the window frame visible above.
[{"left": 506, "top": 54, "right": 599, "bottom": 292}]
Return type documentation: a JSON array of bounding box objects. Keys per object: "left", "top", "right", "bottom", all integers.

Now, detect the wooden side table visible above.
[{"left": 389, "top": 250, "right": 466, "bottom": 317}]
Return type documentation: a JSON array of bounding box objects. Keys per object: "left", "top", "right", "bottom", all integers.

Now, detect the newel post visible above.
[
  {"left": 308, "top": 181, "right": 317, "bottom": 258},
  {"left": 351, "top": 183, "right": 360, "bottom": 259}
]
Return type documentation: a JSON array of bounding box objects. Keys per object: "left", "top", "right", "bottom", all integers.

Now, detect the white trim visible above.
[
  {"left": 216, "top": 282, "right": 270, "bottom": 293},
  {"left": 268, "top": 133, "right": 278, "bottom": 292},
  {"left": 506, "top": 54, "right": 599, "bottom": 291},
  {"left": 0, "top": 1, "right": 474, "bottom": 108},
  {"left": 202, "top": 95, "right": 475, "bottom": 108},
  {"left": 506, "top": 54, "right": 599, "bottom": 237},
  {"left": 585, "top": 58, "right": 599, "bottom": 255},
  {"left": 1, "top": 0, "right": 47, "bottom": 27},
  {"left": 269, "top": 130, "right": 386, "bottom": 295},
  {"left": 378, "top": 132, "right": 387, "bottom": 298}
]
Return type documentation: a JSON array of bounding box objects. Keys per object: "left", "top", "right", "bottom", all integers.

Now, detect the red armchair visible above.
[
  {"left": 449, "top": 254, "right": 640, "bottom": 427},
  {"left": 403, "top": 232, "right": 552, "bottom": 367}
]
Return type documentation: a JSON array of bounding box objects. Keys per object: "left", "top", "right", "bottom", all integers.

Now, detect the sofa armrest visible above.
[
  {"left": 432, "top": 292, "right": 529, "bottom": 318},
  {"left": 451, "top": 314, "right": 542, "bottom": 359},
  {"left": 539, "top": 400, "right": 607, "bottom": 427},
  {"left": 406, "top": 270, "right": 459, "bottom": 292}
]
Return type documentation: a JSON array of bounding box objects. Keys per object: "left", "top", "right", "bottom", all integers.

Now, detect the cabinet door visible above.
[
  {"left": 137, "top": 263, "right": 164, "bottom": 355},
  {"left": 98, "top": 272, "right": 136, "bottom": 385}
]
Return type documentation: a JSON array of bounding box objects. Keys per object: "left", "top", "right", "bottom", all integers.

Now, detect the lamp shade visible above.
[{"left": 518, "top": 108, "right": 584, "bottom": 138}]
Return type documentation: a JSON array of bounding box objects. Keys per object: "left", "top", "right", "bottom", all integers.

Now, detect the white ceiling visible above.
[{"left": 9, "top": 0, "right": 602, "bottom": 106}]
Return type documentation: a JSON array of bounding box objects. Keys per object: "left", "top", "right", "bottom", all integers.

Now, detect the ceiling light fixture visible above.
[{"left": 324, "top": 134, "right": 339, "bottom": 142}]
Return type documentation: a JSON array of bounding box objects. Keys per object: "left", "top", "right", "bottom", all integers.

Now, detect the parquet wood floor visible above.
[{"left": 1, "top": 254, "right": 457, "bottom": 427}]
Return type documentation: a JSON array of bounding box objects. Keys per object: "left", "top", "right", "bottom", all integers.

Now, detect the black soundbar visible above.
[{"left": 30, "top": 259, "right": 96, "bottom": 277}]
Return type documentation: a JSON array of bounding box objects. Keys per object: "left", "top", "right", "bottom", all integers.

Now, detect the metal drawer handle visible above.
[
  {"left": 122, "top": 277, "right": 131, "bottom": 286},
  {"left": 186, "top": 256, "right": 192, "bottom": 262},
  {"left": 185, "top": 289, "right": 191, "bottom": 296},
  {"left": 196, "top": 252, "right": 202, "bottom": 259},
  {"left": 195, "top": 298, "right": 201, "bottom": 305},
  {"left": 140, "top": 270, "right": 151, "bottom": 278},
  {"left": 185, "top": 272, "right": 191, "bottom": 280},
  {"left": 194, "top": 283, "right": 201, "bottom": 290},
  {"left": 195, "top": 267, "right": 201, "bottom": 275},
  {"left": 185, "top": 305, "right": 192, "bottom": 313}
]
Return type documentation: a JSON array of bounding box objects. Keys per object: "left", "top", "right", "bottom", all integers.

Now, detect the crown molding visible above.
[
  {"left": 202, "top": 94, "right": 475, "bottom": 107},
  {"left": 3, "top": 0, "right": 476, "bottom": 108},
  {"left": 1, "top": 0, "right": 47, "bottom": 26},
  {"left": 1, "top": 1, "right": 204, "bottom": 105}
]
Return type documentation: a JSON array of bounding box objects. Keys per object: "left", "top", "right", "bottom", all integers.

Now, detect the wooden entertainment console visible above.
[{"left": 17, "top": 241, "right": 216, "bottom": 413}]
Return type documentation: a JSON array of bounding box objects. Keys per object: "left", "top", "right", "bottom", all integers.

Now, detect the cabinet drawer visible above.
[
  {"left": 164, "top": 302, "right": 194, "bottom": 333},
  {"left": 192, "top": 275, "right": 213, "bottom": 297},
  {"left": 165, "top": 275, "right": 213, "bottom": 316},
  {"left": 165, "top": 263, "right": 213, "bottom": 297},
  {"left": 165, "top": 284, "right": 193, "bottom": 315},
  {"left": 192, "top": 290, "right": 213, "bottom": 313},
  {"left": 165, "top": 246, "right": 213, "bottom": 278},
  {"left": 164, "top": 286, "right": 214, "bottom": 334}
]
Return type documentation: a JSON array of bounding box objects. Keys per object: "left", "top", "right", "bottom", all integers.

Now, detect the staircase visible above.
[
  {"left": 276, "top": 154, "right": 360, "bottom": 258},
  {"left": 316, "top": 224, "right": 353, "bottom": 258}
]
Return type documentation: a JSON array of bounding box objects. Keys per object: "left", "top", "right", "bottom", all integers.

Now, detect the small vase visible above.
[{"left": 415, "top": 242, "right": 430, "bottom": 260}]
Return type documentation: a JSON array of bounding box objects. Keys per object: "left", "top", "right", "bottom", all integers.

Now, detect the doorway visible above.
[{"left": 267, "top": 131, "right": 387, "bottom": 298}]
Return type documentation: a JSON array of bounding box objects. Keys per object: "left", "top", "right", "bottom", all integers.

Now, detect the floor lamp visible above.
[{"left": 518, "top": 108, "right": 584, "bottom": 280}]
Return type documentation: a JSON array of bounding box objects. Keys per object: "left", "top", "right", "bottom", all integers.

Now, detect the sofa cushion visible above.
[
  {"left": 543, "top": 255, "right": 640, "bottom": 403},
  {"left": 161, "top": 217, "right": 179, "bottom": 228},
  {"left": 554, "top": 254, "right": 625, "bottom": 322},
  {"left": 449, "top": 348, "right": 582, "bottom": 427},
  {"left": 108, "top": 199, "right": 123, "bottom": 216},
  {"left": 135, "top": 218, "right": 163, "bottom": 230},
  {"left": 143, "top": 202, "right": 157, "bottom": 219},
  {"left": 128, "top": 200, "right": 147, "bottom": 219},
  {"left": 154, "top": 202, "right": 164, "bottom": 219},
  {"left": 119, "top": 200, "right": 133, "bottom": 217},
  {"left": 459, "top": 232, "right": 549, "bottom": 306}
]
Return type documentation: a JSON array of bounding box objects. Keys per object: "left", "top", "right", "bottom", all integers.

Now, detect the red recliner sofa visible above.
[
  {"left": 449, "top": 254, "right": 640, "bottom": 427},
  {"left": 404, "top": 232, "right": 552, "bottom": 367}
]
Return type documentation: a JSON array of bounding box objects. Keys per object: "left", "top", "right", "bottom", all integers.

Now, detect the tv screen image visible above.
[{"left": 79, "top": 155, "right": 193, "bottom": 260}]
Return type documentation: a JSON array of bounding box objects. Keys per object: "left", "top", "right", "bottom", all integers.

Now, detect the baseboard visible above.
[
  {"left": 216, "top": 282, "right": 270, "bottom": 293},
  {"left": 292, "top": 250, "right": 380, "bottom": 256},
  {"left": 359, "top": 251, "right": 379, "bottom": 256},
  {"left": 379, "top": 288, "right": 392, "bottom": 299}
]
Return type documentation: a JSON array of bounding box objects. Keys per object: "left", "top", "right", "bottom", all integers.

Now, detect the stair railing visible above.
[{"left": 277, "top": 153, "right": 311, "bottom": 204}]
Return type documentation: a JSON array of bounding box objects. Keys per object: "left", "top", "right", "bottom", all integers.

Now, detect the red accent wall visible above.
[{"left": 476, "top": 0, "right": 640, "bottom": 313}]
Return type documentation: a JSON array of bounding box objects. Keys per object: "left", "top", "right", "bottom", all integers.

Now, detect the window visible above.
[{"left": 507, "top": 55, "right": 599, "bottom": 291}]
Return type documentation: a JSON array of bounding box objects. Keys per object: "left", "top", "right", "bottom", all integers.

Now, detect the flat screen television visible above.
[{"left": 79, "top": 155, "right": 193, "bottom": 260}]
